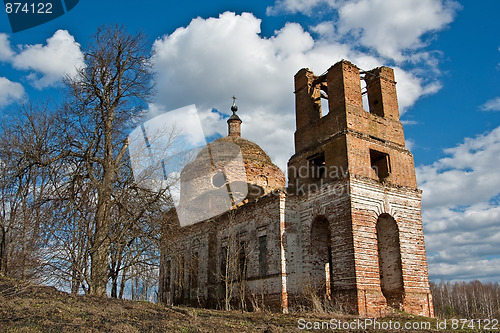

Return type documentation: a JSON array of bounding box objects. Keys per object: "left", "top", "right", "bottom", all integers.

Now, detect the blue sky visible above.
[{"left": 1, "top": 0, "right": 499, "bottom": 282}]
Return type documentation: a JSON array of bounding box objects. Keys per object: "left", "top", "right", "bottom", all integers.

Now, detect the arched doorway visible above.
[
  {"left": 310, "top": 216, "right": 332, "bottom": 298},
  {"left": 376, "top": 214, "right": 404, "bottom": 307}
]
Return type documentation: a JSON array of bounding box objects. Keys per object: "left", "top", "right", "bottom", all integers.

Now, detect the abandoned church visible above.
[{"left": 158, "top": 60, "right": 434, "bottom": 317}]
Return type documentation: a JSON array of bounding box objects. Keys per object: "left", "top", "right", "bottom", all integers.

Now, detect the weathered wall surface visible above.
[
  {"left": 285, "top": 179, "right": 357, "bottom": 312},
  {"left": 160, "top": 192, "right": 287, "bottom": 310},
  {"left": 350, "top": 178, "right": 433, "bottom": 317}
]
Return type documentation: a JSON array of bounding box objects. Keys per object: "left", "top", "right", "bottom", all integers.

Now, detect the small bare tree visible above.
[
  {"left": 0, "top": 105, "right": 60, "bottom": 280},
  {"left": 218, "top": 211, "right": 250, "bottom": 311}
]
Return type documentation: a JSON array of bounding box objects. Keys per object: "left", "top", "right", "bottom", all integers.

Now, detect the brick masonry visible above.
[{"left": 159, "top": 60, "right": 434, "bottom": 317}]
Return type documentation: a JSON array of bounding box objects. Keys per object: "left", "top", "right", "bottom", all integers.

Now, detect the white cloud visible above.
[
  {"left": 417, "top": 126, "right": 500, "bottom": 209},
  {"left": 152, "top": 12, "right": 436, "bottom": 171},
  {"left": 430, "top": 258, "right": 500, "bottom": 282},
  {"left": 394, "top": 68, "right": 441, "bottom": 113},
  {"left": 0, "top": 33, "right": 14, "bottom": 61},
  {"left": 336, "top": 0, "right": 459, "bottom": 61},
  {"left": 268, "top": 0, "right": 460, "bottom": 62},
  {"left": 0, "top": 77, "right": 25, "bottom": 106},
  {"left": 480, "top": 97, "right": 500, "bottom": 111},
  {"left": 11, "top": 30, "right": 84, "bottom": 89},
  {"left": 272, "top": 22, "right": 315, "bottom": 56},
  {"left": 310, "top": 21, "right": 337, "bottom": 40},
  {"left": 425, "top": 203, "right": 500, "bottom": 281},
  {"left": 417, "top": 126, "right": 500, "bottom": 281}
]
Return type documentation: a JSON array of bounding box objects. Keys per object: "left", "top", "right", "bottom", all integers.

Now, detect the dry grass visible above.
[{"left": 0, "top": 276, "right": 464, "bottom": 332}]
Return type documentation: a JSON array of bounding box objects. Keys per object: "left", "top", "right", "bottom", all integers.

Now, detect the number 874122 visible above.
[{"left": 5, "top": 2, "right": 53, "bottom": 14}]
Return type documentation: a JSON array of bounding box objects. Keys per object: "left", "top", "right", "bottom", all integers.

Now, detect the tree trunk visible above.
[
  {"left": 119, "top": 266, "right": 127, "bottom": 299},
  {"left": 90, "top": 113, "right": 114, "bottom": 296},
  {"left": 111, "top": 272, "right": 118, "bottom": 298},
  {"left": 71, "top": 266, "right": 78, "bottom": 294},
  {"left": 0, "top": 226, "right": 6, "bottom": 275},
  {"left": 110, "top": 255, "right": 122, "bottom": 298},
  {"left": 90, "top": 194, "right": 111, "bottom": 296}
]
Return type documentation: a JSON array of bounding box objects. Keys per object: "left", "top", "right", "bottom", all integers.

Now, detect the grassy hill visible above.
[{"left": 1, "top": 276, "right": 466, "bottom": 332}]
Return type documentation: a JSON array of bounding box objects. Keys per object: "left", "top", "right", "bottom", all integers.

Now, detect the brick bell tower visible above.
[{"left": 287, "top": 60, "right": 434, "bottom": 317}]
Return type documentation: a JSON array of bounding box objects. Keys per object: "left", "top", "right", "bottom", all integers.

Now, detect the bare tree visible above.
[
  {"left": 0, "top": 104, "right": 93, "bottom": 292},
  {"left": 107, "top": 177, "right": 170, "bottom": 299},
  {"left": 61, "top": 25, "right": 155, "bottom": 296},
  {"left": 0, "top": 26, "right": 185, "bottom": 303},
  {"left": 0, "top": 26, "right": 176, "bottom": 299},
  {"left": 0, "top": 105, "right": 60, "bottom": 280}
]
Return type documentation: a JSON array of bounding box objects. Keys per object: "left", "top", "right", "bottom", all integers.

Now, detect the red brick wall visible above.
[
  {"left": 287, "top": 60, "right": 433, "bottom": 317},
  {"left": 365, "top": 66, "right": 400, "bottom": 121}
]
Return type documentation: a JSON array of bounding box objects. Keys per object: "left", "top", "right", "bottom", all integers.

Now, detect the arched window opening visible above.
[
  {"left": 376, "top": 214, "right": 404, "bottom": 307},
  {"left": 310, "top": 217, "right": 332, "bottom": 298}
]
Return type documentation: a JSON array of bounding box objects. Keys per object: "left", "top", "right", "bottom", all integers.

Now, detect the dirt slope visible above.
[{"left": 0, "top": 276, "right": 449, "bottom": 332}]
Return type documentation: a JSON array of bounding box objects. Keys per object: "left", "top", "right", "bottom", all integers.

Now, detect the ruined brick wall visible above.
[
  {"left": 281, "top": 178, "right": 433, "bottom": 317},
  {"left": 284, "top": 180, "right": 359, "bottom": 312},
  {"left": 286, "top": 60, "right": 433, "bottom": 317},
  {"left": 347, "top": 134, "right": 417, "bottom": 188},
  {"left": 289, "top": 61, "right": 411, "bottom": 188},
  {"left": 350, "top": 178, "right": 433, "bottom": 317},
  {"left": 161, "top": 192, "right": 288, "bottom": 311}
]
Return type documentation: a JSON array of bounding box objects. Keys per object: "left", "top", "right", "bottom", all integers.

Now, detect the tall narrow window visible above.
[
  {"left": 239, "top": 241, "right": 246, "bottom": 279},
  {"left": 176, "top": 256, "right": 184, "bottom": 303},
  {"left": 325, "top": 246, "right": 332, "bottom": 299},
  {"left": 258, "top": 235, "right": 267, "bottom": 277},
  {"left": 320, "top": 85, "right": 329, "bottom": 117},
  {"left": 191, "top": 251, "right": 199, "bottom": 289},
  {"left": 310, "top": 217, "right": 332, "bottom": 296}
]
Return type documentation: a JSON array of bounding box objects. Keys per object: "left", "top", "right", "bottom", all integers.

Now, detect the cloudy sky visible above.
[{"left": 1, "top": 0, "right": 499, "bottom": 282}]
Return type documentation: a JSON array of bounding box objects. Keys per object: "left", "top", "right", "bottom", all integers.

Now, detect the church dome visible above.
[
  {"left": 175, "top": 99, "right": 285, "bottom": 225},
  {"left": 179, "top": 134, "right": 285, "bottom": 203},
  {"left": 208, "top": 135, "right": 285, "bottom": 195}
]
